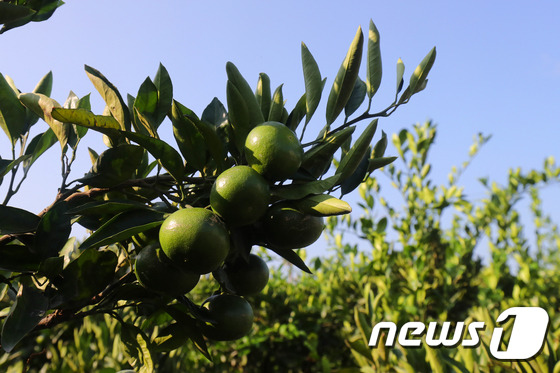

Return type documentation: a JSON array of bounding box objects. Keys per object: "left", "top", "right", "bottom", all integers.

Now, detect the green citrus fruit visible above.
[
  {"left": 262, "top": 204, "right": 325, "bottom": 250},
  {"left": 244, "top": 121, "right": 304, "bottom": 181},
  {"left": 221, "top": 254, "right": 270, "bottom": 296},
  {"left": 134, "top": 244, "right": 200, "bottom": 296},
  {"left": 159, "top": 208, "right": 230, "bottom": 274},
  {"left": 202, "top": 294, "right": 254, "bottom": 341},
  {"left": 210, "top": 165, "right": 270, "bottom": 226}
]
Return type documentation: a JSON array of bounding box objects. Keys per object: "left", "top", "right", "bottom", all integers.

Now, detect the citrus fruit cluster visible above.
[{"left": 133, "top": 121, "right": 326, "bottom": 341}]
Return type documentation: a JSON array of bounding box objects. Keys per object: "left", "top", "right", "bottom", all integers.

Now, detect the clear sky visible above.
[{"left": 1, "top": 1, "right": 559, "bottom": 258}]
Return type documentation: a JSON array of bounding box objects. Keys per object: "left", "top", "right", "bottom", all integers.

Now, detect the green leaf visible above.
[
  {"left": 51, "top": 107, "right": 121, "bottom": 145},
  {"left": 266, "top": 246, "right": 312, "bottom": 274},
  {"left": 85, "top": 65, "right": 131, "bottom": 131},
  {"left": 325, "top": 26, "right": 364, "bottom": 125},
  {"left": 366, "top": 19, "right": 382, "bottom": 100},
  {"left": 18, "top": 93, "right": 71, "bottom": 150},
  {"left": 367, "top": 156, "right": 397, "bottom": 173},
  {"left": 0, "top": 73, "right": 27, "bottom": 145},
  {"left": 165, "top": 305, "right": 212, "bottom": 361},
  {"left": 226, "top": 80, "right": 251, "bottom": 153},
  {"left": 255, "top": 72, "right": 271, "bottom": 121},
  {"left": 294, "top": 194, "right": 352, "bottom": 216},
  {"left": 51, "top": 249, "right": 118, "bottom": 308},
  {"left": 67, "top": 200, "right": 152, "bottom": 217},
  {"left": 373, "top": 130, "right": 388, "bottom": 158},
  {"left": 120, "top": 322, "right": 155, "bottom": 373},
  {"left": 340, "top": 148, "right": 370, "bottom": 196},
  {"left": 0, "top": 3, "right": 35, "bottom": 24},
  {"left": 189, "top": 116, "right": 228, "bottom": 174},
  {"left": 201, "top": 97, "right": 228, "bottom": 128},
  {"left": 24, "top": 71, "right": 54, "bottom": 132},
  {"left": 169, "top": 100, "right": 207, "bottom": 173},
  {"left": 344, "top": 78, "right": 367, "bottom": 118},
  {"left": 33, "top": 201, "right": 72, "bottom": 259},
  {"left": 79, "top": 209, "right": 165, "bottom": 250},
  {"left": 396, "top": 58, "right": 405, "bottom": 95},
  {"left": 225, "top": 61, "right": 265, "bottom": 127},
  {"left": 0, "top": 205, "right": 40, "bottom": 235},
  {"left": 301, "top": 42, "right": 322, "bottom": 125},
  {"left": 0, "top": 154, "right": 32, "bottom": 178},
  {"left": 268, "top": 84, "right": 284, "bottom": 123},
  {"left": 23, "top": 130, "right": 58, "bottom": 172},
  {"left": 302, "top": 126, "right": 356, "bottom": 179},
  {"left": 122, "top": 131, "right": 185, "bottom": 183},
  {"left": 1, "top": 281, "right": 48, "bottom": 353},
  {"left": 336, "top": 119, "right": 378, "bottom": 180},
  {"left": 286, "top": 92, "right": 307, "bottom": 132},
  {"left": 79, "top": 144, "right": 144, "bottom": 187},
  {"left": 272, "top": 174, "right": 342, "bottom": 200},
  {"left": 0, "top": 244, "right": 41, "bottom": 272},
  {"left": 133, "top": 77, "right": 159, "bottom": 135},
  {"left": 153, "top": 63, "right": 173, "bottom": 127},
  {"left": 409, "top": 47, "right": 436, "bottom": 95}
]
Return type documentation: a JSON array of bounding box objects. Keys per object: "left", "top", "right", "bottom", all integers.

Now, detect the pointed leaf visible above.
[
  {"left": 0, "top": 154, "right": 32, "bottom": 178},
  {"left": 373, "top": 130, "right": 388, "bottom": 158},
  {"left": 396, "top": 58, "right": 405, "bottom": 95},
  {"left": 225, "top": 61, "right": 264, "bottom": 127},
  {"left": 33, "top": 201, "right": 72, "bottom": 259},
  {"left": 301, "top": 42, "right": 322, "bottom": 124},
  {"left": 0, "top": 205, "right": 40, "bottom": 234},
  {"left": 286, "top": 92, "right": 307, "bottom": 132},
  {"left": 0, "top": 3, "right": 34, "bottom": 24},
  {"left": 302, "top": 126, "right": 355, "bottom": 178},
  {"left": 169, "top": 100, "right": 207, "bottom": 173},
  {"left": 344, "top": 78, "right": 367, "bottom": 118},
  {"left": 366, "top": 19, "right": 382, "bottom": 99},
  {"left": 226, "top": 80, "right": 250, "bottom": 153},
  {"left": 294, "top": 194, "right": 352, "bottom": 216},
  {"left": 85, "top": 65, "right": 131, "bottom": 131},
  {"left": 325, "top": 26, "right": 364, "bottom": 125},
  {"left": 255, "top": 72, "right": 271, "bottom": 121},
  {"left": 133, "top": 77, "right": 158, "bottom": 135},
  {"left": 79, "top": 209, "right": 165, "bottom": 250},
  {"left": 51, "top": 107, "right": 121, "bottom": 145},
  {"left": 409, "top": 47, "right": 436, "bottom": 95},
  {"left": 336, "top": 119, "right": 377, "bottom": 180},
  {"left": 268, "top": 84, "right": 284, "bottom": 123},
  {"left": 0, "top": 73, "right": 27, "bottom": 144},
  {"left": 201, "top": 97, "right": 228, "bottom": 127},
  {"left": 368, "top": 156, "right": 397, "bottom": 173},
  {"left": 24, "top": 71, "right": 54, "bottom": 131},
  {"left": 23, "top": 130, "right": 57, "bottom": 172},
  {"left": 79, "top": 144, "right": 144, "bottom": 187},
  {"left": 122, "top": 131, "right": 185, "bottom": 182},
  {"left": 266, "top": 246, "right": 312, "bottom": 274},
  {"left": 340, "top": 147, "right": 370, "bottom": 196},
  {"left": 272, "top": 174, "right": 342, "bottom": 200},
  {"left": 189, "top": 116, "right": 227, "bottom": 173},
  {"left": 1, "top": 282, "right": 48, "bottom": 353},
  {"left": 153, "top": 63, "right": 173, "bottom": 127}
]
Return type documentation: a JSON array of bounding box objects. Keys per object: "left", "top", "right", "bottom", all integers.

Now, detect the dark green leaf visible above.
[
  {"left": 366, "top": 19, "right": 382, "bottom": 100},
  {"left": 373, "top": 130, "right": 387, "bottom": 158},
  {"left": 286, "top": 92, "right": 307, "bottom": 132},
  {"left": 0, "top": 73, "right": 27, "bottom": 145},
  {"left": 340, "top": 147, "right": 370, "bottom": 196},
  {"left": 153, "top": 63, "right": 173, "bottom": 127},
  {"left": 0, "top": 205, "right": 40, "bottom": 235},
  {"left": 120, "top": 322, "right": 155, "bottom": 373},
  {"left": 325, "top": 27, "right": 364, "bottom": 125},
  {"left": 302, "top": 126, "right": 355, "bottom": 179},
  {"left": 66, "top": 200, "right": 152, "bottom": 216},
  {"left": 190, "top": 117, "right": 227, "bottom": 174},
  {"left": 344, "top": 78, "right": 367, "bottom": 118},
  {"left": 301, "top": 42, "right": 322, "bottom": 125},
  {"left": 164, "top": 305, "right": 212, "bottom": 361},
  {"left": 0, "top": 3, "right": 35, "bottom": 24},
  {"left": 266, "top": 246, "right": 312, "bottom": 274},
  {"left": 23, "top": 71, "right": 54, "bottom": 132},
  {"left": 85, "top": 65, "right": 131, "bottom": 131},
  {"left": 0, "top": 244, "right": 41, "bottom": 272},
  {"left": 122, "top": 131, "right": 185, "bottom": 183},
  {"left": 133, "top": 77, "right": 158, "bottom": 135},
  {"left": 201, "top": 97, "right": 228, "bottom": 128},
  {"left": 51, "top": 249, "right": 117, "bottom": 308},
  {"left": 272, "top": 174, "right": 341, "bottom": 200},
  {"left": 79, "top": 209, "right": 165, "bottom": 250},
  {"left": 268, "top": 84, "right": 284, "bottom": 123},
  {"left": 336, "top": 119, "right": 377, "bottom": 180},
  {"left": 368, "top": 156, "right": 397, "bottom": 173},
  {"left": 33, "top": 201, "right": 72, "bottom": 259},
  {"left": 225, "top": 61, "right": 265, "bottom": 127},
  {"left": 226, "top": 80, "right": 251, "bottom": 153},
  {"left": 409, "top": 47, "right": 437, "bottom": 95},
  {"left": 79, "top": 144, "right": 144, "bottom": 187},
  {"left": 169, "top": 100, "right": 207, "bottom": 173},
  {"left": 0, "top": 154, "right": 32, "bottom": 178},
  {"left": 255, "top": 73, "right": 271, "bottom": 121},
  {"left": 1, "top": 281, "right": 48, "bottom": 353}
]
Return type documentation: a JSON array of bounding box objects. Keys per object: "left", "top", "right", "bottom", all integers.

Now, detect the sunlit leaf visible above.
[
  {"left": 366, "top": 19, "right": 382, "bottom": 100},
  {"left": 301, "top": 42, "right": 322, "bottom": 124},
  {"left": 0, "top": 74, "right": 27, "bottom": 145}
]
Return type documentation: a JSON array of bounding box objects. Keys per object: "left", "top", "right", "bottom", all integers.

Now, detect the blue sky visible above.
[{"left": 1, "top": 1, "right": 559, "bottom": 258}]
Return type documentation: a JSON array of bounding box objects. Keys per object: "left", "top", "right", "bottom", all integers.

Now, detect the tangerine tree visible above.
[{"left": 0, "top": 20, "right": 435, "bottom": 369}]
